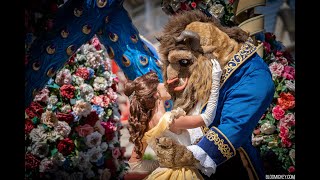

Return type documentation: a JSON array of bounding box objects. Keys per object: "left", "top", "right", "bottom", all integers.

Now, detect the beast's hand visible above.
[{"left": 154, "top": 137, "right": 199, "bottom": 168}]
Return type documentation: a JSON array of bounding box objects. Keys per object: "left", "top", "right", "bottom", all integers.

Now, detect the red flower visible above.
[
  {"left": 288, "top": 166, "right": 295, "bottom": 173},
  {"left": 281, "top": 137, "right": 292, "bottom": 148},
  {"left": 191, "top": 2, "right": 197, "bottom": 8},
  {"left": 263, "top": 42, "right": 271, "bottom": 54},
  {"left": 229, "top": 0, "right": 235, "bottom": 4},
  {"left": 282, "top": 66, "right": 295, "bottom": 80},
  {"left": 275, "top": 50, "right": 284, "bottom": 57},
  {"left": 91, "top": 37, "right": 101, "bottom": 51},
  {"left": 56, "top": 112, "right": 74, "bottom": 124},
  {"left": 105, "top": 159, "right": 116, "bottom": 177},
  {"left": 265, "top": 33, "right": 275, "bottom": 41},
  {"left": 75, "top": 67, "right": 90, "bottom": 80},
  {"left": 277, "top": 92, "right": 295, "bottom": 110},
  {"left": 68, "top": 54, "right": 76, "bottom": 65},
  {"left": 279, "top": 126, "right": 289, "bottom": 139},
  {"left": 60, "top": 84, "right": 75, "bottom": 99},
  {"left": 25, "top": 102, "right": 44, "bottom": 119},
  {"left": 50, "top": 3, "right": 58, "bottom": 13},
  {"left": 85, "top": 111, "right": 99, "bottom": 127},
  {"left": 25, "top": 153, "right": 40, "bottom": 170},
  {"left": 57, "top": 138, "right": 74, "bottom": 156},
  {"left": 101, "top": 121, "right": 116, "bottom": 141},
  {"left": 25, "top": 119, "right": 35, "bottom": 134},
  {"left": 272, "top": 105, "right": 285, "bottom": 120}
]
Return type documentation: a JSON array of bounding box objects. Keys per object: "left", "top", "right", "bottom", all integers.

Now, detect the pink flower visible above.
[
  {"left": 91, "top": 95, "right": 110, "bottom": 107},
  {"left": 112, "top": 148, "right": 121, "bottom": 159},
  {"left": 279, "top": 126, "right": 289, "bottom": 139},
  {"left": 91, "top": 37, "right": 101, "bottom": 51},
  {"left": 75, "top": 124, "right": 94, "bottom": 137},
  {"left": 282, "top": 66, "right": 295, "bottom": 80},
  {"left": 276, "top": 56, "right": 288, "bottom": 65},
  {"left": 107, "top": 88, "right": 117, "bottom": 103},
  {"left": 263, "top": 42, "right": 271, "bottom": 54},
  {"left": 272, "top": 105, "right": 285, "bottom": 120},
  {"left": 275, "top": 50, "right": 283, "bottom": 57},
  {"left": 75, "top": 67, "right": 90, "bottom": 80},
  {"left": 288, "top": 166, "right": 295, "bottom": 173},
  {"left": 269, "top": 62, "right": 284, "bottom": 77},
  {"left": 33, "top": 88, "right": 50, "bottom": 102},
  {"left": 280, "top": 113, "right": 295, "bottom": 127}
]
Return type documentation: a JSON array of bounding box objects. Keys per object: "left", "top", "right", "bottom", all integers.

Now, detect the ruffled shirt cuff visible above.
[{"left": 187, "top": 145, "right": 216, "bottom": 177}]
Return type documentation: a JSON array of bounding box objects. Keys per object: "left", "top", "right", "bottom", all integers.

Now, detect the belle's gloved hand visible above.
[
  {"left": 128, "top": 159, "right": 159, "bottom": 174},
  {"left": 200, "top": 59, "right": 222, "bottom": 126}
]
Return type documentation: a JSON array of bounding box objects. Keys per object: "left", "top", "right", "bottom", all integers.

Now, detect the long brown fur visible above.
[{"left": 158, "top": 10, "right": 248, "bottom": 113}]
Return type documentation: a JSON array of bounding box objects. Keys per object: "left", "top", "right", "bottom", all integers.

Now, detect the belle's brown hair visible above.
[{"left": 124, "top": 71, "right": 160, "bottom": 158}]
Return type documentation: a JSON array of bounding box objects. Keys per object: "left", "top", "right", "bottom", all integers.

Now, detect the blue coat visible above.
[{"left": 198, "top": 39, "right": 275, "bottom": 180}]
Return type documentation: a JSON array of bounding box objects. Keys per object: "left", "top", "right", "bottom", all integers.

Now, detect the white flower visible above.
[
  {"left": 73, "top": 99, "right": 92, "bottom": 117},
  {"left": 260, "top": 122, "right": 276, "bottom": 135},
  {"left": 252, "top": 134, "right": 264, "bottom": 146},
  {"left": 285, "top": 80, "right": 295, "bottom": 92},
  {"left": 71, "top": 152, "right": 92, "bottom": 171},
  {"left": 31, "top": 142, "right": 49, "bottom": 158},
  {"left": 209, "top": 4, "right": 225, "bottom": 19},
  {"left": 86, "top": 131, "right": 102, "bottom": 148},
  {"left": 93, "top": 77, "right": 108, "bottom": 91},
  {"left": 29, "top": 125, "right": 48, "bottom": 142},
  {"left": 41, "top": 110, "right": 58, "bottom": 128},
  {"left": 51, "top": 152, "right": 65, "bottom": 166},
  {"left": 72, "top": 74, "right": 85, "bottom": 85},
  {"left": 48, "top": 95, "right": 58, "bottom": 105},
  {"left": 87, "top": 146, "right": 103, "bottom": 162},
  {"left": 80, "top": 84, "right": 95, "bottom": 102},
  {"left": 61, "top": 104, "right": 72, "bottom": 113},
  {"left": 47, "top": 129, "right": 62, "bottom": 142},
  {"left": 55, "top": 69, "right": 72, "bottom": 86},
  {"left": 86, "top": 52, "right": 102, "bottom": 69},
  {"left": 85, "top": 170, "right": 95, "bottom": 179},
  {"left": 54, "top": 121, "right": 71, "bottom": 138},
  {"left": 100, "top": 142, "right": 108, "bottom": 152},
  {"left": 39, "top": 158, "right": 57, "bottom": 173}
]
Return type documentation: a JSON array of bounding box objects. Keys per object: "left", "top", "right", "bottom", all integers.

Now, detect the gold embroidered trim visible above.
[
  {"left": 220, "top": 38, "right": 258, "bottom": 88},
  {"left": 205, "top": 129, "right": 234, "bottom": 159}
]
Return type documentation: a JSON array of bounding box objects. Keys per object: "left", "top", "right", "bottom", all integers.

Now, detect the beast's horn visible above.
[{"left": 175, "top": 30, "right": 201, "bottom": 51}]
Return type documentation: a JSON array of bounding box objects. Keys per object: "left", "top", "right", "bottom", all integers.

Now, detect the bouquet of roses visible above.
[
  {"left": 252, "top": 32, "right": 295, "bottom": 174},
  {"left": 25, "top": 36, "right": 128, "bottom": 179}
]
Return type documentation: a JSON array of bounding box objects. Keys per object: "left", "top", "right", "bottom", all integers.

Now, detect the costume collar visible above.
[{"left": 220, "top": 38, "right": 258, "bottom": 88}]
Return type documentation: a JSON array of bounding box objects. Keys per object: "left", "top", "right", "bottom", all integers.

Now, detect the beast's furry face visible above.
[{"left": 158, "top": 10, "right": 248, "bottom": 113}]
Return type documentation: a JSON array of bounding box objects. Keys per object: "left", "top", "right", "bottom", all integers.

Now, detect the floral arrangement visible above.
[
  {"left": 25, "top": 37, "right": 128, "bottom": 179},
  {"left": 252, "top": 32, "right": 295, "bottom": 174}
]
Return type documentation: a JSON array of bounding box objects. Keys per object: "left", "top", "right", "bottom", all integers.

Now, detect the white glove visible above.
[{"left": 200, "top": 59, "right": 222, "bottom": 126}]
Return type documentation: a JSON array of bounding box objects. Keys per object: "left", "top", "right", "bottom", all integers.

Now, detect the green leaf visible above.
[
  {"left": 51, "top": 148, "right": 58, "bottom": 156},
  {"left": 107, "top": 109, "right": 113, "bottom": 117},
  {"left": 274, "top": 91, "right": 279, "bottom": 98},
  {"left": 47, "top": 83, "right": 60, "bottom": 89},
  {"left": 32, "top": 117, "right": 40, "bottom": 125}
]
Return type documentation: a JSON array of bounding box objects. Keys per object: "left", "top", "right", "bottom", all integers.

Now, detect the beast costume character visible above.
[{"left": 156, "top": 11, "right": 275, "bottom": 180}]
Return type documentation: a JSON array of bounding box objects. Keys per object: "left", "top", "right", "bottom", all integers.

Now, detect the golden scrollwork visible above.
[{"left": 205, "top": 130, "right": 233, "bottom": 159}]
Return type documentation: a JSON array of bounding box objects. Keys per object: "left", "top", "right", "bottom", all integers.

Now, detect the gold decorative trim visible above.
[
  {"left": 256, "top": 42, "right": 264, "bottom": 58},
  {"left": 205, "top": 128, "right": 234, "bottom": 159},
  {"left": 220, "top": 38, "right": 258, "bottom": 88},
  {"left": 235, "top": 0, "right": 266, "bottom": 16},
  {"left": 211, "top": 126, "right": 236, "bottom": 155},
  {"left": 239, "top": 147, "right": 259, "bottom": 180},
  {"left": 238, "top": 15, "right": 265, "bottom": 36}
]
